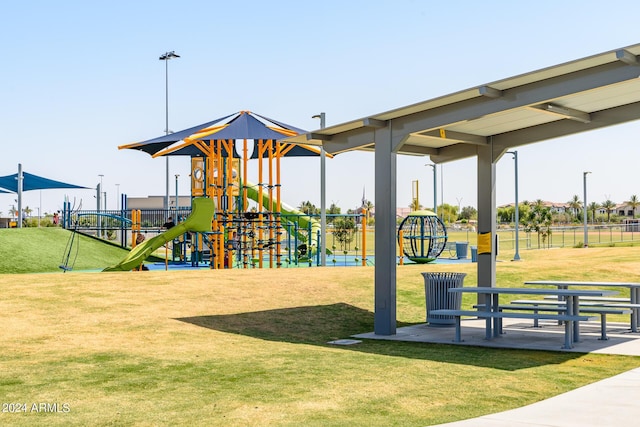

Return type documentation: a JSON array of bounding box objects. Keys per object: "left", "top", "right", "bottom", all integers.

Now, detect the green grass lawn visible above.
[{"left": 1, "top": 229, "right": 640, "bottom": 426}]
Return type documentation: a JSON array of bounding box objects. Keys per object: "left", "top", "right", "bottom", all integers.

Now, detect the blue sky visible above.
[{"left": 2, "top": 1, "right": 640, "bottom": 215}]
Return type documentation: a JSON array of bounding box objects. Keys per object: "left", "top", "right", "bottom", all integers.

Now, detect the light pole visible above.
[
  {"left": 440, "top": 164, "right": 444, "bottom": 222},
  {"left": 116, "top": 184, "right": 120, "bottom": 211},
  {"left": 506, "top": 151, "right": 521, "bottom": 260},
  {"left": 583, "top": 171, "right": 591, "bottom": 248},
  {"left": 455, "top": 197, "right": 463, "bottom": 221},
  {"left": 175, "top": 174, "right": 180, "bottom": 214},
  {"left": 159, "top": 50, "right": 180, "bottom": 211},
  {"left": 426, "top": 164, "right": 437, "bottom": 217},
  {"left": 97, "top": 174, "right": 104, "bottom": 210},
  {"left": 312, "top": 112, "right": 327, "bottom": 266},
  {"left": 98, "top": 174, "right": 104, "bottom": 237}
]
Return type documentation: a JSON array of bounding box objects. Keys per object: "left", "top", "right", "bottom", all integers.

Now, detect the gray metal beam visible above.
[
  {"left": 431, "top": 143, "right": 480, "bottom": 163},
  {"left": 374, "top": 123, "right": 396, "bottom": 335},
  {"left": 372, "top": 63, "right": 639, "bottom": 157},
  {"left": 323, "top": 129, "right": 376, "bottom": 154},
  {"left": 328, "top": 61, "right": 638, "bottom": 160},
  {"left": 491, "top": 100, "right": 640, "bottom": 153}
]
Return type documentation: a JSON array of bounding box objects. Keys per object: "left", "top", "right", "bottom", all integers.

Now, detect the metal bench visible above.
[
  {"left": 476, "top": 303, "right": 631, "bottom": 340},
  {"left": 430, "top": 309, "right": 594, "bottom": 349}
]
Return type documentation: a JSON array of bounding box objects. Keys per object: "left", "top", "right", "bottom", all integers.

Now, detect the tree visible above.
[
  {"left": 567, "top": 195, "right": 582, "bottom": 222},
  {"left": 587, "top": 202, "right": 600, "bottom": 223},
  {"left": 601, "top": 199, "right": 616, "bottom": 222},
  {"left": 326, "top": 203, "right": 341, "bottom": 224},
  {"left": 497, "top": 206, "right": 513, "bottom": 223},
  {"left": 459, "top": 206, "right": 477, "bottom": 221},
  {"left": 409, "top": 198, "right": 422, "bottom": 211},
  {"left": 298, "top": 201, "right": 319, "bottom": 215},
  {"left": 628, "top": 195, "right": 640, "bottom": 218},
  {"left": 332, "top": 217, "right": 356, "bottom": 251},
  {"left": 524, "top": 199, "right": 552, "bottom": 248}
]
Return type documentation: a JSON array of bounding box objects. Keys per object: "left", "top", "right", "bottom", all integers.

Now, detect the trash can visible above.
[
  {"left": 421, "top": 272, "right": 466, "bottom": 326},
  {"left": 455, "top": 242, "right": 469, "bottom": 259},
  {"left": 470, "top": 246, "right": 478, "bottom": 262}
]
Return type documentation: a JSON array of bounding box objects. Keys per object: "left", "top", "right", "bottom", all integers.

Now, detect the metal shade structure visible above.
[
  {"left": 286, "top": 43, "right": 640, "bottom": 335},
  {"left": 0, "top": 164, "right": 89, "bottom": 228}
]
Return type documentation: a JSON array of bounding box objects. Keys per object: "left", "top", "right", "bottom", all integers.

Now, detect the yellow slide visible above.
[{"left": 103, "top": 198, "right": 214, "bottom": 272}]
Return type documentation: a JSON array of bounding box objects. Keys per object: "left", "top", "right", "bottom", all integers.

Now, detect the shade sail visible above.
[{"left": 0, "top": 172, "right": 89, "bottom": 192}]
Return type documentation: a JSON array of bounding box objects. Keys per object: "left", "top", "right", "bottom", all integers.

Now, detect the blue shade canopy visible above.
[
  {"left": 0, "top": 172, "right": 89, "bottom": 192},
  {"left": 0, "top": 188, "right": 11, "bottom": 193},
  {"left": 120, "top": 111, "right": 324, "bottom": 159}
]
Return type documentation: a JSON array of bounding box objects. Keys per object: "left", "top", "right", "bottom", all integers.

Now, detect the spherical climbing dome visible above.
[{"left": 397, "top": 210, "right": 447, "bottom": 263}]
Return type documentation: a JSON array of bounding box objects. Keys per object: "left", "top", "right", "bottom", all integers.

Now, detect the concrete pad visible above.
[{"left": 353, "top": 319, "right": 640, "bottom": 355}]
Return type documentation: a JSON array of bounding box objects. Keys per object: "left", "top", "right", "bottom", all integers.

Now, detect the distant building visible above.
[{"left": 126, "top": 196, "right": 193, "bottom": 210}]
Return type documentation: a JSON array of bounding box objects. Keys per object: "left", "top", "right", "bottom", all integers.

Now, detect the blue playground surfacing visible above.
[{"left": 143, "top": 254, "right": 473, "bottom": 270}]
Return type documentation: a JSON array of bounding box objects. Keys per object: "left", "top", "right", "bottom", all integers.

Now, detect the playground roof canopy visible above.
[
  {"left": 0, "top": 171, "right": 89, "bottom": 192},
  {"left": 120, "top": 110, "right": 325, "bottom": 159}
]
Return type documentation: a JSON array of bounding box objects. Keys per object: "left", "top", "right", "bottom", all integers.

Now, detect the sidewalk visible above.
[
  {"left": 354, "top": 319, "right": 640, "bottom": 426},
  {"left": 432, "top": 367, "right": 640, "bottom": 426}
]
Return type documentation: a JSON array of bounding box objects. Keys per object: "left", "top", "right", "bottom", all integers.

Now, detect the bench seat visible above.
[
  {"left": 429, "top": 309, "right": 594, "bottom": 348},
  {"left": 474, "top": 303, "right": 631, "bottom": 340},
  {"left": 543, "top": 296, "right": 628, "bottom": 303}
]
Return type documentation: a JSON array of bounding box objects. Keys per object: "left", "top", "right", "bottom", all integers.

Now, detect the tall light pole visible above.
[
  {"left": 116, "top": 184, "right": 120, "bottom": 211},
  {"left": 159, "top": 50, "right": 180, "bottom": 211},
  {"left": 506, "top": 151, "right": 521, "bottom": 260},
  {"left": 98, "top": 174, "right": 104, "bottom": 211},
  {"left": 440, "top": 164, "right": 444, "bottom": 221},
  {"left": 583, "top": 171, "right": 591, "bottom": 248},
  {"left": 175, "top": 174, "right": 180, "bottom": 214},
  {"left": 426, "top": 164, "right": 437, "bottom": 217},
  {"left": 98, "top": 174, "right": 104, "bottom": 237},
  {"left": 312, "top": 112, "right": 327, "bottom": 266}
]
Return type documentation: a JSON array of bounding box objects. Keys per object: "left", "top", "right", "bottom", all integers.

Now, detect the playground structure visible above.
[
  {"left": 397, "top": 210, "right": 448, "bottom": 263},
  {"left": 64, "top": 111, "right": 373, "bottom": 270}
]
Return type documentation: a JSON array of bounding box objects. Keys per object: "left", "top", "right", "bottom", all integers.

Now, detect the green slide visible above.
[{"left": 103, "top": 197, "right": 214, "bottom": 272}]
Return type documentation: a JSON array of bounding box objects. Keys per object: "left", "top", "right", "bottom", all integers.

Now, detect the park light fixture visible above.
[
  {"left": 583, "top": 171, "right": 591, "bottom": 248},
  {"left": 506, "top": 151, "right": 521, "bottom": 261},
  {"left": 159, "top": 51, "right": 180, "bottom": 211},
  {"left": 425, "top": 164, "right": 437, "bottom": 217}
]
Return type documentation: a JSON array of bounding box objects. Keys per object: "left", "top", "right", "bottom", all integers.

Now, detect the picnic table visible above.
[
  {"left": 524, "top": 281, "right": 640, "bottom": 333},
  {"left": 437, "top": 287, "right": 616, "bottom": 348}
]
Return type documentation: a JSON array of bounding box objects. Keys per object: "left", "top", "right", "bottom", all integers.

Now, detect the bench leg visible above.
[
  {"left": 563, "top": 320, "right": 573, "bottom": 349},
  {"left": 454, "top": 316, "right": 462, "bottom": 342},
  {"left": 599, "top": 314, "right": 608, "bottom": 341},
  {"left": 485, "top": 316, "right": 492, "bottom": 340}
]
